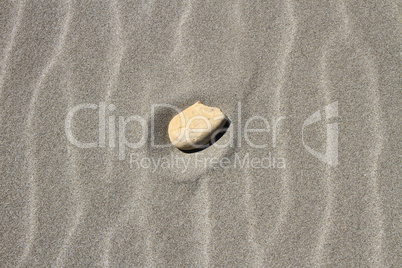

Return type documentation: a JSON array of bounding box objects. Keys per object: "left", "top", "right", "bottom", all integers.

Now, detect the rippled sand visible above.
[{"left": 0, "top": 0, "right": 400, "bottom": 267}]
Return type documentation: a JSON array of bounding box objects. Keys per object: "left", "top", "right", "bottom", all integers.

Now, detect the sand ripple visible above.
[{"left": 0, "top": 0, "right": 397, "bottom": 267}]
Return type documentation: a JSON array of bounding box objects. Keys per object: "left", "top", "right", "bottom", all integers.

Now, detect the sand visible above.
[{"left": 0, "top": 0, "right": 400, "bottom": 267}]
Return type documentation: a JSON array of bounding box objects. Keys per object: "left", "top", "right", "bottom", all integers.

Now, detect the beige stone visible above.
[{"left": 168, "top": 101, "right": 229, "bottom": 151}]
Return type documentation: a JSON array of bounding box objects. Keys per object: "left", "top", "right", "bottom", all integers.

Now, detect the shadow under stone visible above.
[{"left": 179, "top": 118, "right": 231, "bottom": 154}]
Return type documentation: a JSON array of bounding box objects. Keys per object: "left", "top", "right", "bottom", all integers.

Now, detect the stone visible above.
[{"left": 168, "top": 101, "right": 229, "bottom": 151}]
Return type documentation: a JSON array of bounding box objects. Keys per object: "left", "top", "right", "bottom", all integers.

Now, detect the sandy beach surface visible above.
[{"left": 0, "top": 0, "right": 400, "bottom": 267}]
